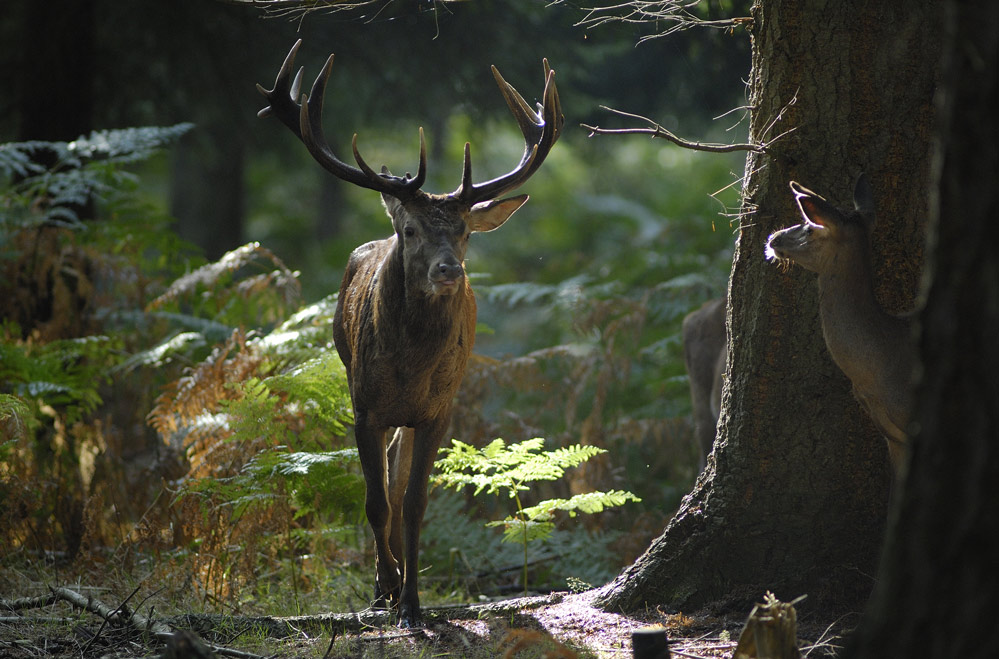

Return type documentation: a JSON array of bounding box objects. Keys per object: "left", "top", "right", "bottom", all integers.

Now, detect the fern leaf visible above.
[
  {"left": 487, "top": 518, "right": 556, "bottom": 544},
  {"left": 519, "top": 490, "right": 641, "bottom": 521},
  {"left": 148, "top": 242, "right": 296, "bottom": 311},
  {"left": 67, "top": 124, "right": 195, "bottom": 163},
  {"left": 115, "top": 331, "right": 206, "bottom": 372}
]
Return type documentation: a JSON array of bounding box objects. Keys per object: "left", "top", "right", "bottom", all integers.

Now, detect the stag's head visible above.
[{"left": 257, "top": 40, "right": 563, "bottom": 298}]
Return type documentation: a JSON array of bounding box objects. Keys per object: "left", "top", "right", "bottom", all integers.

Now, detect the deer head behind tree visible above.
[{"left": 766, "top": 175, "right": 914, "bottom": 475}]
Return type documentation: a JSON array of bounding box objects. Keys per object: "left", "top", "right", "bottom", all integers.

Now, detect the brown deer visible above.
[
  {"left": 257, "top": 40, "right": 563, "bottom": 627},
  {"left": 682, "top": 294, "right": 726, "bottom": 472},
  {"left": 765, "top": 175, "right": 914, "bottom": 474}
]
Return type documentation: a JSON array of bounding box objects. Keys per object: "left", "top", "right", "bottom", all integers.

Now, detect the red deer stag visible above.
[
  {"left": 257, "top": 40, "right": 563, "bottom": 627},
  {"left": 765, "top": 175, "right": 914, "bottom": 475}
]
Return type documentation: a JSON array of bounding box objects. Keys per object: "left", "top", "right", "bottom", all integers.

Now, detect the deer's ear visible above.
[
  {"left": 469, "top": 194, "right": 529, "bottom": 233},
  {"left": 852, "top": 174, "right": 878, "bottom": 232},
  {"left": 790, "top": 182, "right": 839, "bottom": 228},
  {"left": 381, "top": 193, "right": 406, "bottom": 231},
  {"left": 853, "top": 173, "right": 876, "bottom": 217},
  {"left": 382, "top": 193, "right": 404, "bottom": 217}
]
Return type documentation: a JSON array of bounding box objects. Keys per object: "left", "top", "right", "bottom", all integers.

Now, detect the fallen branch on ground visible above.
[{"left": 2, "top": 585, "right": 566, "bottom": 655}]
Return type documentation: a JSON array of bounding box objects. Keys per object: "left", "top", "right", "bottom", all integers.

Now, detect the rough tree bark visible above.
[
  {"left": 842, "top": 1, "right": 999, "bottom": 656},
  {"left": 596, "top": 0, "right": 940, "bottom": 614}
]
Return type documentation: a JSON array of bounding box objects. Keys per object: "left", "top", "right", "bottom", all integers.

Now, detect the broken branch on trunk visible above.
[{"left": 582, "top": 105, "right": 765, "bottom": 153}]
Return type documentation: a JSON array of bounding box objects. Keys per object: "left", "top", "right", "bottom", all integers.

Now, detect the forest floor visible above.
[{"left": 0, "top": 582, "right": 856, "bottom": 658}]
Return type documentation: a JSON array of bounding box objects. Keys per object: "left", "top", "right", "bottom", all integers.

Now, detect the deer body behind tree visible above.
[
  {"left": 257, "top": 40, "right": 563, "bottom": 627},
  {"left": 682, "top": 294, "right": 726, "bottom": 472},
  {"left": 765, "top": 175, "right": 914, "bottom": 473}
]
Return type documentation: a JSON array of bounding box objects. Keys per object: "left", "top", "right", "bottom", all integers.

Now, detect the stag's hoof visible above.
[
  {"left": 396, "top": 602, "right": 423, "bottom": 629},
  {"left": 372, "top": 583, "right": 399, "bottom": 610}
]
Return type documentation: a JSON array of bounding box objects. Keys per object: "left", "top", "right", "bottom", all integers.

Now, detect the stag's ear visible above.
[
  {"left": 381, "top": 193, "right": 405, "bottom": 231},
  {"left": 469, "top": 194, "right": 528, "bottom": 233}
]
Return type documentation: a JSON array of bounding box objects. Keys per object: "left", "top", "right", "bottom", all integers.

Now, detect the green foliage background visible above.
[{"left": 0, "top": 0, "right": 746, "bottom": 615}]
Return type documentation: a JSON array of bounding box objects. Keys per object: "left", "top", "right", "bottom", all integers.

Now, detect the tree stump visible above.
[{"left": 733, "top": 593, "right": 801, "bottom": 659}]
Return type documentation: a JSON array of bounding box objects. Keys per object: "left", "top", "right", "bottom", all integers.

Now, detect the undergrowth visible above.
[{"left": 2, "top": 122, "right": 733, "bottom": 621}]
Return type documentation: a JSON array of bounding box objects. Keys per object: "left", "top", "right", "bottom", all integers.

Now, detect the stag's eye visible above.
[{"left": 404, "top": 226, "right": 416, "bottom": 238}]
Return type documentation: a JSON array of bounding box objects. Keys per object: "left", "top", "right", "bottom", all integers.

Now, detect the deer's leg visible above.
[
  {"left": 386, "top": 427, "right": 412, "bottom": 573},
  {"left": 396, "top": 416, "right": 449, "bottom": 628},
  {"left": 353, "top": 411, "right": 401, "bottom": 608}
]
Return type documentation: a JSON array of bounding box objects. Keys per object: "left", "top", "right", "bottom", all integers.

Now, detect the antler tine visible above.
[
  {"left": 260, "top": 41, "right": 425, "bottom": 198},
  {"left": 459, "top": 142, "right": 473, "bottom": 193},
  {"left": 454, "top": 60, "right": 564, "bottom": 205},
  {"left": 298, "top": 54, "right": 379, "bottom": 190},
  {"left": 352, "top": 128, "right": 428, "bottom": 191},
  {"left": 300, "top": 53, "right": 425, "bottom": 197},
  {"left": 491, "top": 65, "right": 544, "bottom": 143},
  {"left": 256, "top": 39, "right": 306, "bottom": 137}
]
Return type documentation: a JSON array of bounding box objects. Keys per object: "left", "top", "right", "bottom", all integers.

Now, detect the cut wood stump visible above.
[{"left": 733, "top": 592, "right": 803, "bottom": 659}]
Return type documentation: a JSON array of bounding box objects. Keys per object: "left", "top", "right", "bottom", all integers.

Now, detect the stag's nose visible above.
[{"left": 437, "top": 261, "right": 464, "bottom": 282}]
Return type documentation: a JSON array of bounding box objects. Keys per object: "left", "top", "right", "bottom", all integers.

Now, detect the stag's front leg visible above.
[
  {"left": 396, "top": 417, "right": 449, "bottom": 628},
  {"left": 353, "top": 412, "right": 401, "bottom": 608}
]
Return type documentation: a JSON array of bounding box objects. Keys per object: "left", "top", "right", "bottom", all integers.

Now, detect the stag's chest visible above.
[{"left": 348, "top": 294, "right": 474, "bottom": 425}]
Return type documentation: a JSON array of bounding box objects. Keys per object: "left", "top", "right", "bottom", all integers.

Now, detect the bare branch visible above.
[
  {"left": 582, "top": 106, "right": 764, "bottom": 154},
  {"left": 559, "top": 1, "right": 753, "bottom": 40},
  {"left": 1, "top": 587, "right": 268, "bottom": 659},
  {"left": 218, "top": 0, "right": 388, "bottom": 20}
]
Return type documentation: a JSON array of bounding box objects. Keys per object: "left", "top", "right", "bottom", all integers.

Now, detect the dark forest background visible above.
[{"left": 1, "top": 0, "right": 752, "bottom": 617}]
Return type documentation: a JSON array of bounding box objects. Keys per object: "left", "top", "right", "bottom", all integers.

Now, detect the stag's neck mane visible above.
[{"left": 378, "top": 240, "right": 471, "bottom": 351}]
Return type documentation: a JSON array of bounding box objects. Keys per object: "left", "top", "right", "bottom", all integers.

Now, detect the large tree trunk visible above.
[
  {"left": 842, "top": 2, "right": 999, "bottom": 656},
  {"left": 596, "top": 0, "right": 940, "bottom": 613}
]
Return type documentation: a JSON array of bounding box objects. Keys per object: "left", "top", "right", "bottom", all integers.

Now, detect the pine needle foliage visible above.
[{"left": 434, "top": 437, "right": 640, "bottom": 594}]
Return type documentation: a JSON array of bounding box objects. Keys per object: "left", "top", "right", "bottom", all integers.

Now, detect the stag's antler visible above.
[
  {"left": 256, "top": 39, "right": 426, "bottom": 198},
  {"left": 453, "top": 59, "right": 563, "bottom": 205},
  {"left": 258, "top": 40, "right": 562, "bottom": 204}
]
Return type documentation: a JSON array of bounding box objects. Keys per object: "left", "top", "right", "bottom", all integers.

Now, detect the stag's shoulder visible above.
[
  {"left": 341, "top": 237, "right": 396, "bottom": 285},
  {"left": 348, "top": 237, "right": 394, "bottom": 267}
]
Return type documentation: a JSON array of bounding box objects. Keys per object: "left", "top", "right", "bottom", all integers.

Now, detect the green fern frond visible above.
[
  {"left": 149, "top": 242, "right": 296, "bottom": 311},
  {"left": 259, "top": 450, "right": 360, "bottom": 476},
  {"left": 0, "top": 393, "right": 37, "bottom": 439},
  {"left": 66, "top": 124, "right": 195, "bottom": 163},
  {"left": 519, "top": 490, "right": 642, "bottom": 521},
  {"left": 434, "top": 436, "right": 640, "bottom": 590},
  {"left": 487, "top": 518, "right": 556, "bottom": 544},
  {"left": 0, "top": 142, "right": 49, "bottom": 180},
  {"left": 1, "top": 124, "right": 194, "bottom": 229},
  {"left": 115, "top": 331, "right": 207, "bottom": 372},
  {"left": 0, "top": 332, "right": 117, "bottom": 425}
]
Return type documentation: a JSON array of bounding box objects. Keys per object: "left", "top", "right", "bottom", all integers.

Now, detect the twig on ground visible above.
[
  {"left": 81, "top": 581, "right": 143, "bottom": 654},
  {"left": 4, "top": 586, "right": 270, "bottom": 659}
]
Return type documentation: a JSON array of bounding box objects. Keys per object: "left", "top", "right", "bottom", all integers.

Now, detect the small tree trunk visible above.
[
  {"left": 596, "top": 0, "right": 939, "bottom": 614},
  {"left": 170, "top": 125, "right": 245, "bottom": 261}
]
